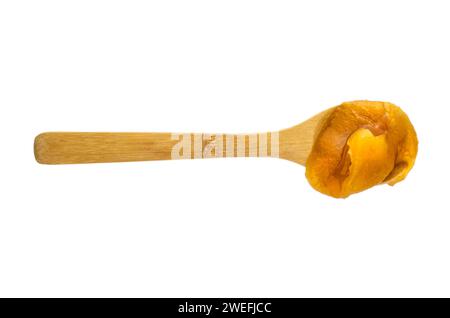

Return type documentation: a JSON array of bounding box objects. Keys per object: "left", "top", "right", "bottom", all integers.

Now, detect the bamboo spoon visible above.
[
  {"left": 33, "top": 108, "right": 334, "bottom": 166},
  {"left": 34, "top": 101, "right": 418, "bottom": 198}
]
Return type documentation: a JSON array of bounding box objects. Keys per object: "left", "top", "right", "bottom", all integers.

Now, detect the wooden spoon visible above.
[
  {"left": 34, "top": 101, "right": 418, "bottom": 198},
  {"left": 34, "top": 108, "right": 335, "bottom": 165}
]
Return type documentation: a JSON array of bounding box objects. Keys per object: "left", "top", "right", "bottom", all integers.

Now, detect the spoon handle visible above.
[{"left": 34, "top": 132, "right": 280, "bottom": 164}]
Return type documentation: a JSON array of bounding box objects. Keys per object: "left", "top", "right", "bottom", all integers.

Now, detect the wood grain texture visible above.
[
  {"left": 34, "top": 108, "right": 335, "bottom": 165},
  {"left": 34, "top": 132, "right": 174, "bottom": 164}
]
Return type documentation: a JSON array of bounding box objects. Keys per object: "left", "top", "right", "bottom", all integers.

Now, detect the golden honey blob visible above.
[{"left": 306, "top": 101, "right": 418, "bottom": 198}]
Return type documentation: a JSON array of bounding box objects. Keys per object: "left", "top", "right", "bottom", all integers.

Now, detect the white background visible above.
[{"left": 1, "top": 0, "right": 449, "bottom": 297}]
